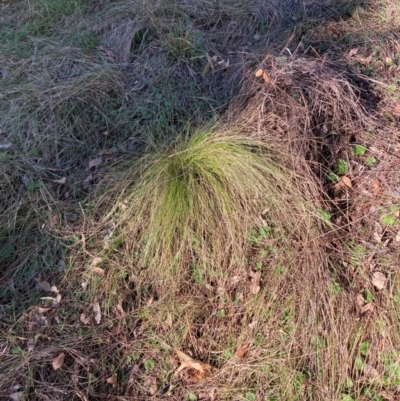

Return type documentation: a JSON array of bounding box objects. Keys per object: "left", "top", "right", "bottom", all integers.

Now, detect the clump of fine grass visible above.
[{"left": 102, "top": 126, "right": 321, "bottom": 290}]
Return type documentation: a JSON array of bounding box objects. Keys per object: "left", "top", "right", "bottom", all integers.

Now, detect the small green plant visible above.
[
  {"left": 340, "top": 395, "right": 355, "bottom": 401},
  {"left": 327, "top": 172, "right": 339, "bottom": 181},
  {"left": 249, "top": 226, "right": 272, "bottom": 246},
  {"left": 185, "top": 391, "right": 197, "bottom": 401},
  {"left": 144, "top": 359, "right": 155, "bottom": 372},
  {"left": 365, "top": 156, "right": 377, "bottom": 167},
  {"left": 244, "top": 391, "right": 256, "bottom": 400},
  {"left": 364, "top": 289, "right": 374, "bottom": 303},
  {"left": 381, "top": 205, "right": 399, "bottom": 226},
  {"left": 360, "top": 341, "right": 370, "bottom": 357},
  {"left": 349, "top": 244, "right": 368, "bottom": 266},
  {"left": 316, "top": 209, "right": 332, "bottom": 226},
  {"left": 328, "top": 281, "right": 341, "bottom": 294},
  {"left": 216, "top": 309, "right": 226, "bottom": 318},
  {"left": 0, "top": 243, "right": 14, "bottom": 260},
  {"left": 334, "top": 159, "right": 349, "bottom": 175},
  {"left": 253, "top": 332, "right": 265, "bottom": 346},
  {"left": 352, "top": 144, "right": 367, "bottom": 156}
]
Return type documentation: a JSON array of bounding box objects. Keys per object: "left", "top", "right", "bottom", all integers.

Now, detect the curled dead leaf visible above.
[
  {"left": 341, "top": 176, "right": 352, "bottom": 188},
  {"left": 348, "top": 48, "right": 359, "bottom": 57},
  {"left": 90, "top": 258, "right": 105, "bottom": 276},
  {"left": 144, "top": 376, "right": 157, "bottom": 396},
  {"left": 174, "top": 348, "right": 212, "bottom": 381},
  {"left": 27, "top": 337, "right": 35, "bottom": 352},
  {"left": 372, "top": 272, "right": 386, "bottom": 290},
  {"left": 88, "top": 157, "right": 102, "bottom": 169},
  {"left": 99, "top": 147, "right": 117, "bottom": 155},
  {"left": 255, "top": 68, "right": 264, "bottom": 77},
  {"left": 51, "top": 285, "right": 59, "bottom": 294},
  {"left": 106, "top": 373, "right": 118, "bottom": 386},
  {"left": 80, "top": 313, "right": 91, "bottom": 325},
  {"left": 52, "top": 352, "right": 65, "bottom": 370},
  {"left": 249, "top": 271, "right": 261, "bottom": 295},
  {"left": 236, "top": 344, "right": 250, "bottom": 359},
  {"left": 361, "top": 302, "right": 374, "bottom": 314},
  {"left": 52, "top": 293, "right": 62, "bottom": 307},
  {"left": 9, "top": 392, "right": 23, "bottom": 401},
  {"left": 363, "top": 363, "right": 379, "bottom": 378},
  {"left": 91, "top": 267, "right": 105, "bottom": 276},
  {"left": 262, "top": 71, "right": 270, "bottom": 83},
  {"left": 93, "top": 302, "right": 101, "bottom": 324},
  {"left": 34, "top": 278, "right": 52, "bottom": 292},
  {"left": 53, "top": 177, "right": 66, "bottom": 184},
  {"left": 0, "top": 142, "right": 13, "bottom": 149}
]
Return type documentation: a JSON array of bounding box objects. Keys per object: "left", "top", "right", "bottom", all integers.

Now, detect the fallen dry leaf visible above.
[
  {"left": 348, "top": 48, "right": 359, "bottom": 57},
  {"left": 38, "top": 307, "right": 50, "bottom": 314},
  {"left": 380, "top": 390, "right": 395, "bottom": 400},
  {"left": 53, "top": 177, "right": 66, "bottom": 184},
  {"left": 249, "top": 271, "right": 261, "bottom": 295},
  {"left": 106, "top": 373, "right": 118, "bottom": 386},
  {"left": 363, "top": 363, "right": 379, "bottom": 378},
  {"left": 174, "top": 348, "right": 212, "bottom": 379},
  {"left": 262, "top": 71, "right": 270, "bottom": 83},
  {"left": 34, "top": 278, "right": 52, "bottom": 292},
  {"left": 395, "top": 230, "right": 400, "bottom": 243},
  {"left": 52, "top": 352, "right": 65, "bottom": 370},
  {"left": 27, "top": 337, "right": 35, "bottom": 352},
  {"left": 147, "top": 297, "right": 154, "bottom": 306},
  {"left": 372, "top": 272, "right": 386, "bottom": 290},
  {"left": 90, "top": 257, "right": 102, "bottom": 267},
  {"left": 51, "top": 285, "right": 59, "bottom": 294},
  {"left": 394, "top": 103, "right": 400, "bottom": 114},
  {"left": 9, "top": 392, "right": 23, "bottom": 401},
  {"left": 341, "top": 176, "right": 352, "bottom": 188},
  {"left": 361, "top": 303, "right": 374, "bottom": 314},
  {"left": 52, "top": 293, "right": 62, "bottom": 307},
  {"left": 255, "top": 68, "right": 264, "bottom": 77},
  {"left": 0, "top": 142, "right": 13, "bottom": 149},
  {"left": 356, "top": 293, "right": 365, "bottom": 308},
  {"left": 144, "top": 376, "right": 157, "bottom": 396},
  {"left": 80, "top": 313, "right": 91, "bottom": 325},
  {"left": 83, "top": 174, "right": 93, "bottom": 188},
  {"left": 90, "top": 258, "right": 105, "bottom": 275},
  {"left": 91, "top": 267, "right": 105, "bottom": 276},
  {"left": 93, "top": 302, "right": 101, "bottom": 324},
  {"left": 99, "top": 147, "right": 117, "bottom": 155},
  {"left": 236, "top": 344, "right": 250, "bottom": 359},
  {"left": 88, "top": 157, "right": 102, "bottom": 169}
]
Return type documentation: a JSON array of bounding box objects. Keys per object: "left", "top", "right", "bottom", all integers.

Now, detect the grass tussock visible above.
[
  {"left": 101, "top": 127, "right": 323, "bottom": 290},
  {"left": 2, "top": 0, "right": 400, "bottom": 399}
]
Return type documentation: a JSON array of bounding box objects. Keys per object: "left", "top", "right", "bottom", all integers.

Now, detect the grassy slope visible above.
[{"left": 1, "top": 0, "right": 400, "bottom": 400}]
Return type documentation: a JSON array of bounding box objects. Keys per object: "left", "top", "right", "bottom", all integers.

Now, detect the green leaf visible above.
[
  {"left": 365, "top": 156, "right": 377, "bottom": 167},
  {"left": 360, "top": 341, "right": 370, "bottom": 356},
  {"left": 11, "top": 346, "right": 21, "bottom": 354},
  {"left": 0, "top": 243, "right": 14, "bottom": 259},
  {"left": 244, "top": 392, "right": 256, "bottom": 401},
  {"left": 335, "top": 159, "right": 349, "bottom": 175},
  {"left": 327, "top": 172, "right": 339, "bottom": 181},
  {"left": 340, "top": 395, "right": 355, "bottom": 401},
  {"left": 364, "top": 289, "right": 374, "bottom": 303},
  {"left": 317, "top": 209, "right": 332, "bottom": 223},
  {"left": 382, "top": 215, "right": 398, "bottom": 226},
  {"left": 353, "top": 144, "right": 367, "bottom": 156},
  {"left": 144, "top": 359, "right": 155, "bottom": 372}
]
